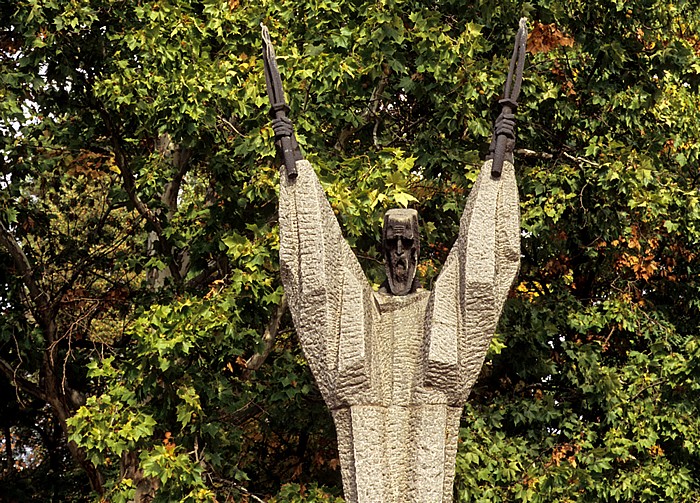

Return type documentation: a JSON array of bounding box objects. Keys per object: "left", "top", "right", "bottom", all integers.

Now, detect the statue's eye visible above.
[{"left": 403, "top": 239, "right": 414, "bottom": 248}]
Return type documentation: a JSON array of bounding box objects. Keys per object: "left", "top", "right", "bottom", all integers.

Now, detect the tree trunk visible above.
[
  {"left": 47, "top": 392, "right": 105, "bottom": 494},
  {"left": 121, "top": 451, "right": 160, "bottom": 503}
]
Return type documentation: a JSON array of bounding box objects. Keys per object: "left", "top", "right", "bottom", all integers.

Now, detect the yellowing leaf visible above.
[{"left": 392, "top": 191, "right": 418, "bottom": 208}]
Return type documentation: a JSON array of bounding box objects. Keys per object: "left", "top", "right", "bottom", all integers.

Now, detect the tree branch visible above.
[
  {"left": 99, "top": 110, "right": 190, "bottom": 286},
  {"left": 118, "top": 152, "right": 165, "bottom": 237},
  {"left": 97, "top": 107, "right": 165, "bottom": 237},
  {"left": 631, "top": 378, "right": 668, "bottom": 400},
  {"left": 335, "top": 73, "right": 389, "bottom": 151},
  {"left": 158, "top": 134, "right": 192, "bottom": 216},
  {"left": 513, "top": 148, "right": 599, "bottom": 167},
  {"left": 242, "top": 294, "right": 288, "bottom": 379},
  {"left": 513, "top": 148, "right": 554, "bottom": 160},
  {"left": 0, "top": 221, "right": 51, "bottom": 317},
  {"left": 562, "top": 151, "right": 599, "bottom": 167},
  {"left": 0, "top": 357, "right": 48, "bottom": 403}
]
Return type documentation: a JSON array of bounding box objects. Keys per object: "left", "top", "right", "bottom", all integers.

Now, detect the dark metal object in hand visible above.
[
  {"left": 261, "top": 24, "right": 298, "bottom": 179},
  {"left": 492, "top": 18, "right": 528, "bottom": 178}
]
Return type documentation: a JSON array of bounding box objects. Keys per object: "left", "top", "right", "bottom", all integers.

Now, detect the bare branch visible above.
[
  {"left": 513, "top": 148, "right": 554, "bottom": 160},
  {"left": 513, "top": 148, "right": 599, "bottom": 167},
  {"left": 218, "top": 116, "right": 247, "bottom": 137},
  {"left": 99, "top": 122, "right": 190, "bottom": 287},
  {"left": 209, "top": 476, "right": 266, "bottom": 503},
  {"left": 242, "top": 294, "right": 288, "bottom": 379},
  {"left": 562, "top": 151, "right": 599, "bottom": 167}
]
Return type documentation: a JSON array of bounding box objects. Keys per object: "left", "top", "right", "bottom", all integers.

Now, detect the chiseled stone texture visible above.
[{"left": 279, "top": 159, "right": 520, "bottom": 503}]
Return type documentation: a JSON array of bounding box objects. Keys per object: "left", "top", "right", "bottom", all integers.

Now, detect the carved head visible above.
[{"left": 382, "top": 209, "right": 420, "bottom": 296}]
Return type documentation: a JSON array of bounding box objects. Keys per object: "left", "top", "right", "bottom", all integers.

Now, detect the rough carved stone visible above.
[{"left": 279, "top": 157, "right": 520, "bottom": 502}]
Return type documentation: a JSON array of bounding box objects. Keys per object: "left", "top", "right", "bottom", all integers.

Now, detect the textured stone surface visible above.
[{"left": 279, "top": 159, "right": 520, "bottom": 502}]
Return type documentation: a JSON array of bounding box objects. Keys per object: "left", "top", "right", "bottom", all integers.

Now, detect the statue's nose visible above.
[{"left": 396, "top": 239, "right": 404, "bottom": 255}]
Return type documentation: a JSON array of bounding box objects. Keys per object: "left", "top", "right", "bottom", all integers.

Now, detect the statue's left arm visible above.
[
  {"left": 264, "top": 19, "right": 376, "bottom": 406},
  {"left": 278, "top": 142, "right": 376, "bottom": 408},
  {"left": 424, "top": 159, "right": 520, "bottom": 404}
]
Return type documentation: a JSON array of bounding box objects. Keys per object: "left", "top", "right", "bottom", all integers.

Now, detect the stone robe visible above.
[{"left": 279, "top": 159, "right": 520, "bottom": 503}]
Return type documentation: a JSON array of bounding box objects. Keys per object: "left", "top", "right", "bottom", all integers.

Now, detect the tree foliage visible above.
[{"left": 1, "top": 0, "right": 699, "bottom": 501}]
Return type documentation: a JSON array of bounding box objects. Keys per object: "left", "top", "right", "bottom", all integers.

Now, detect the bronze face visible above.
[{"left": 382, "top": 209, "right": 420, "bottom": 296}]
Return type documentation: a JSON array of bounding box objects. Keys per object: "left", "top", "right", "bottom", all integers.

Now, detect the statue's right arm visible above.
[
  {"left": 423, "top": 160, "right": 520, "bottom": 404},
  {"left": 278, "top": 155, "right": 375, "bottom": 406}
]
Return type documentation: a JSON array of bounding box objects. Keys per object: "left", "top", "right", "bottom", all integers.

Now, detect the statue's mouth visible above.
[{"left": 394, "top": 257, "right": 407, "bottom": 277}]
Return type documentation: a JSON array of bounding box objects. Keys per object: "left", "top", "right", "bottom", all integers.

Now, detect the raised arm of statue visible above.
[
  {"left": 424, "top": 159, "right": 520, "bottom": 404},
  {"left": 278, "top": 147, "right": 377, "bottom": 409},
  {"left": 423, "top": 19, "right": 525, "bottom": 404},
  {"left": 262, "top": 24, "right": 376, "bottom": 408}
]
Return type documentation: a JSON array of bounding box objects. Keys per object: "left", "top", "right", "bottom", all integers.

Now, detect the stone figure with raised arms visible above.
[{"left": 264, "top": 19, "right": 527, "bottom": 503}]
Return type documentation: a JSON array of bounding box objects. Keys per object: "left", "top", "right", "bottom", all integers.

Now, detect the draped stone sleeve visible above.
[
  {"left": 279, "top": 160, "right": 377, "bottom": 409},
  {"left": 424, "top": 159, "right": 520, "bottom": 405}
]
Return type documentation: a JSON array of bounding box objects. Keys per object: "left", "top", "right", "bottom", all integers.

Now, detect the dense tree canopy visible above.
[{"left": 1, "top": 0, "right": 699, "bottom": 501}]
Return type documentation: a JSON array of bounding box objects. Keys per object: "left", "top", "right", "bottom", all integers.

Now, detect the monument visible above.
[{"left": 264, "top": 20, "right": 526, "bottom": 503}]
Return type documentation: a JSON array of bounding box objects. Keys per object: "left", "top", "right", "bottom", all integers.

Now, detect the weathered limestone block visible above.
[{"left": 279, "top": 158, "right": 520, "bottom": 502}]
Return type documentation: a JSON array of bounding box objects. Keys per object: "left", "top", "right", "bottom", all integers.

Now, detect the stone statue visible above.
[
  {"left": 266, "top": 20, "right": 525, "bottom": 503},
  {"left": 275, "top": 125, "right": 519, "bottom": 503}
]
